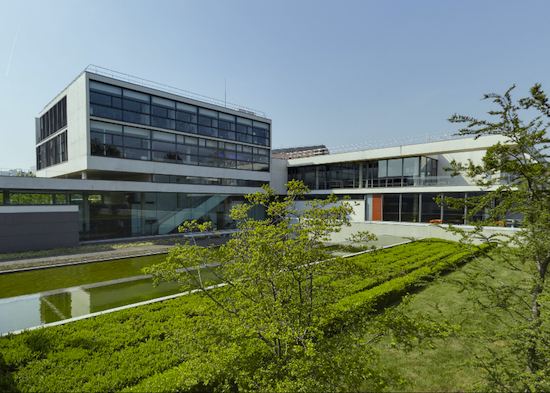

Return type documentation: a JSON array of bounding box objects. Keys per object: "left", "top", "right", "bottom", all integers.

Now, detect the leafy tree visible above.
[
  {"left": 445, "top": 84, "right": 550, "bottom": 391},
  {"left": 146, "top": 180, "right": 384, "bottom": 391}
]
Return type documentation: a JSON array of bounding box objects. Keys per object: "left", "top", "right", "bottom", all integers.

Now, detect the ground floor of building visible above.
[
  {"left": 0, "top": 189, "right": 262, "bottom": 241},
  {"left": 0, "top": 186, "right": 521, "bottom": 249}
]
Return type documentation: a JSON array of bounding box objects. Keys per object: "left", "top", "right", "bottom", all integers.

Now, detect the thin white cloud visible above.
[{"left": 5, "top": 26, "right": 20, "bottom": 77}]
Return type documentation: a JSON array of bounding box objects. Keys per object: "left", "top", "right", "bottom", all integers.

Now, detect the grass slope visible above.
[{"left": 373, "top": 253, "right": 530, "bottom": 392}]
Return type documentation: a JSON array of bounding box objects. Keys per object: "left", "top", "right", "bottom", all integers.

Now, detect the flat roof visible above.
[{"left": 286, "top": 135, "right": 507, "bottom": 167}]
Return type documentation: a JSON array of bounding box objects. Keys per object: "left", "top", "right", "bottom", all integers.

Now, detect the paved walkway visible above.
[
  {"left": 0, "top": 233, "right": 410, "bottom": 274},
  {"left": 0, "top": 236, "right": 228, "bottom": 273},
  {"left": 327, "top": 234, "right": 409, "bottom": 249}
]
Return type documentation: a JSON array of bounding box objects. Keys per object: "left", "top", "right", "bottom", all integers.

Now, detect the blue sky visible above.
[{"left": 1, "top": 0, "right": 549, "bottom": 169}]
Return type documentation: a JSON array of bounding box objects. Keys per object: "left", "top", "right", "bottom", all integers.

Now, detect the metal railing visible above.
[
  {"left": 312, "top": 174, "right": 513, "bottom": 190},
  {"left": 279, "top": 133, "right": 475, "bottom": 159},
  {"left": 85, "top": 65, "right": 267, "bottom": 118},
  {"left": 312, "top": 175, "right": 486, "bottom": 190}
]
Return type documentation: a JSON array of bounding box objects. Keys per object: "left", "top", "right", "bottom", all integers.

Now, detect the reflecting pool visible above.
[{"left": 0, "top": 254, "right": 205, "bottom": 334}]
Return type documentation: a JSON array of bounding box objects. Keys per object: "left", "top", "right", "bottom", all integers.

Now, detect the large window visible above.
[
  {"left": 420, "top": 156, "right": 438, "bottom": 177},
  {"left": 421, "top": 193, "right": 442, "bottom": 222},
  {"left": 403, "top": 157, "right": 420, "bottom": 177},
  {"left": 90, "top": 120, "right": 269, "bottom": 171},
  {"left": 38, "top": 97, "right": 67, "bottom": 142},
  {"left": 387, "top": 159, "right": 403, "bottom": 177},
  {"left": 288, "top": 155, "right": 437, "bottom": 190},
  {"left": 443, "top": 193, "right": 466, "bottom": 225},
  {"left": 382, "top": 194, "right": 400, "bottom": 221},
  {"left": 36, "top": 131, "right": 68, "bottom": 170},
  {"left": 373, "top": 192, "right": 483, "bottom": 224},
  {"left": 89, "top": 80, "right": 270, "bottom": 147},
  {"left": 326, "top": 163, "right": 359, "bottom": 188},
  {"left": 401, "top": 193, "right": 419, "bottom": 222}
]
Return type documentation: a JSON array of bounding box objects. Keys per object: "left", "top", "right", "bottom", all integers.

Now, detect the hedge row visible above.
[
  {"left": 0, "top": 240, "right": 485, "bottom": 393},
  {"left": 323, "top": 244, "right": 488, "bottom": 333},
  {"left": 119, "top": 240, "right": 487, "bottom": 393}
]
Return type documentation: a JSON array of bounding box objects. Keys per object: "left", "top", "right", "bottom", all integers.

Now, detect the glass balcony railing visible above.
[
  {"left": 365, "top": 175, "right": 474, "bottom": 188},
  {"left": 314, "top": 175, "right": 480, "bottom": 190}
]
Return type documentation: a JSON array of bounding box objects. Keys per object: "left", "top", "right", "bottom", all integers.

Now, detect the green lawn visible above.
[
  {"left": 0, "top": 239, "right": 495, "bottom": 392},
  {"left": 371, "top": 252, "right": 531, "bottom": 391}
]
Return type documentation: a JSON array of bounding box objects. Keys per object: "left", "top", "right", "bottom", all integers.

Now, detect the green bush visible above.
[{"left": 0, "top": 239, "right": 485, "bottom": 392}]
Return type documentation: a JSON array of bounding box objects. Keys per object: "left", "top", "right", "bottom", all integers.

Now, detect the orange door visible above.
[{"left": 372, "top": 194, "right": 383, "bottom": 221}]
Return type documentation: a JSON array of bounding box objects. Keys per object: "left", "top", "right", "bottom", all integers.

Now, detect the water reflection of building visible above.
[{"left": 39, "top": 288, "right": 91, "bottom": 323}]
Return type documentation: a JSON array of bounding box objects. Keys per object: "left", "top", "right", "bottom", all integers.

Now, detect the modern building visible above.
[
  {"left": 283, "top": 136, "right": 511, "bottom": 226},
  {"left": 1, "top": 66, "right": 271, "bottom": 250},
  {"left": 0, "top": 66, "right": 511, "bottom": 252}
]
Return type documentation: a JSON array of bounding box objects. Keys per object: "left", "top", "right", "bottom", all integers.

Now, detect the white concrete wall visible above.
[
  {"left": 330, "top": 221, "right": 519, "bottom": 243},
  {"left": 435, "top": 149, "right": 487, "bottom": 177},
  {"left": 293, "top": 199, "right": 365, "bottom": 223},
  {"left": 36, "top": 73, "right": 88, "bottom": 178},
  {"left": 270, "top": 158, "right": 288, "bottom": 194}
]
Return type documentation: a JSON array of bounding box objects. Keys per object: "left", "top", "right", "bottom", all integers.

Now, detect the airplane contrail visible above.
[{"left": 5, "top": 26, "right": 20, "bottom": 77}]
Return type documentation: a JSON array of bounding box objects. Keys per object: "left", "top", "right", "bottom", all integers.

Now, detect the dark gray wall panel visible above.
[{"left": 0, "top": 211, "right": 79, "bottom": 253}]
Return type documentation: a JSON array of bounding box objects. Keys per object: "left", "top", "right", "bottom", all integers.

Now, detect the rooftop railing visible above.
[
  {"left": 278, "top": 133, "right": 476, "bottom": 159},
  {"left": 85, "top": 65, "right": 267, "bottom": 118}
]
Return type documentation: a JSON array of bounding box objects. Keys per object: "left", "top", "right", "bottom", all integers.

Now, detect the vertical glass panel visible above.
[
  {"left": 378, "top": 160, "right": 387, "bottom": 178},
  {"left": 421, "top": 193, "right": 442, "bottom": 223},
  {"left": 425, "top": 157, "right": 438, "bottom": 176},
  {"left": 403, "top": 157, "right": 419, "bottom": 177},
  {"left": 443, "top": 193, "right": 465, "bottom": 225},
  {"left": 420, "top": 156, "right": 427, "bottom": 177},
  {"left": 387, "top": 158, "right": 403, "bottom": 177},
  {"left": 382, "top": 194, "right": 400, "bottom": 221},
  {"left": 401, "top": 193, "right": 419, "bottom": 222}
]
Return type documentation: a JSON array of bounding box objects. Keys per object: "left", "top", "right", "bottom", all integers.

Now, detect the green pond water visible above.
[
  {"left": 0, "top": 254, "right": 168, "bottom": 299},
  {"left": 0, "top": 254, "right": 215, "bottom": 335}
]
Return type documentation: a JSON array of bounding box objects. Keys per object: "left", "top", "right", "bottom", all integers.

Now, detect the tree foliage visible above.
[
  {"left": 445, "top": 84, "right": 550, "bottom": 391},
  {"left": 145, "top": 180, "right": 383, "bottom": 390}
]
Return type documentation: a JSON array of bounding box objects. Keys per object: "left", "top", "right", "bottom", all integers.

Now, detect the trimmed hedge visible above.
[
  {"left": 0, "top": 239, "right": 485, "bottom": 392},
  {"left": 323, "top": 245, "right": 488, "bottom": 332}
]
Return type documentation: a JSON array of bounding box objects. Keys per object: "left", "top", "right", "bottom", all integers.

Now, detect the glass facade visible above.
[
  {"left": 288, "top": 156, "right": 438, "bottom": 189},
  {"left": 375, "top": 191, "right": 521, "bottom": 226},
  {"left": 400, "top": 193, "right": 420, "bottom": 222},
  {"left": 36, "top": 131, "right": 68, "bottom": 170},
  {"left": 0, "top": 189, "right": 260, "bottom": 241},
  {"left": 90, "top": 120, "right": 270, "bottom": 171},
  {"left": 89, "top": 80, "right": 270, "bottom": 172},
  {"left": 420, "top": 193, "right": 442, "bottom": 223},
  {"left": 382, "top": 194, "right": 400, "bottom": 221},
  {"left": 151, "top": 174, "right": 267, "bottom": 187},
  {"left": 38, "top": 97, "right": 67, "bottom": 142}
]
